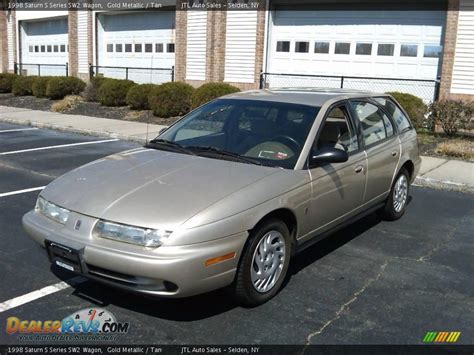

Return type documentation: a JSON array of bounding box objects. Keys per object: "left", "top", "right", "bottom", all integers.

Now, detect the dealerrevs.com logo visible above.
[
  {"left": 422, "top": 331, "right": 461, "bottom": 343},
  {"left": 6, "top": 308, "right": 129, "bottom": 341}
]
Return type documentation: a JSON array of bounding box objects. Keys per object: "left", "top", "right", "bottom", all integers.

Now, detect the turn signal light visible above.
[{"left": 205, "top": 252, "right": 236, "bottom": 267}]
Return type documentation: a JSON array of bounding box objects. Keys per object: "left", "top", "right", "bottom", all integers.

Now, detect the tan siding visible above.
[
  {"left": 77, "top": 11, "right": 89, "bottom": 74},
  {"left": 7, "top": 13, "right": 15, "bottom": 71},
  {"left": 186, "top": 11, "right": 207, "bottom": 81},
  {"left": 224, "top": 11, "right": 257, "bottom": 83},
  {"left": 451, "top": 0, "right": 474, "bottom": 94}
]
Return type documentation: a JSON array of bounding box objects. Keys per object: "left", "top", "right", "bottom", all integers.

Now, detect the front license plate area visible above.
[{"left": 46, "top": 240, "right": 83, "bottom": 274}]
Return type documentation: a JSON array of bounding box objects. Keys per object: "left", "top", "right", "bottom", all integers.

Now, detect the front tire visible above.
[
  {"left": 234, "top": 219, "right": 291, "bottom": 307},
  {"left": 380, "top": 168, "right": 410, "bottom": 221}
]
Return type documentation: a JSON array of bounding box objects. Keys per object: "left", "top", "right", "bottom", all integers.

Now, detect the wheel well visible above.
[
  {"left": 253, "top": 209, "right": 298, "bottom": 242},
  {"left": 401, "top": 160, "right": 415, "bottom": 181}
]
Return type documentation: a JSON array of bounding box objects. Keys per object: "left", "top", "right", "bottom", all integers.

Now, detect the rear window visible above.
[{"left": 374, "top": 97, "right": 412, "bottom": 133}]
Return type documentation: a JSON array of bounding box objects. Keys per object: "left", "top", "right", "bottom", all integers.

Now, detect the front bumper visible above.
[{"left": 23, "top": 210, "right": 248, "bottom": 298}]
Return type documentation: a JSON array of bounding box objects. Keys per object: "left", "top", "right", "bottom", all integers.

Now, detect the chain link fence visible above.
[
  {"left": 90, "top": 65, "right": 174, "bottom": 84},
  {"left": 260, "top": 73, "right": 440, "bottom": 103}
]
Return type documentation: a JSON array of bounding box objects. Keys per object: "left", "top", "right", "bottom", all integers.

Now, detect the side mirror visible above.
[{"left": 310, "top": 147, "right": 348, "bottom": 167}]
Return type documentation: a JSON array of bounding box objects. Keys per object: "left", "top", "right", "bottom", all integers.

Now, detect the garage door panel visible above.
[
  {"left": 97, "top": 11, "right": 175, "bottom": 84},
  {"left": 268, "top": 9, "right": 446, "bottom": 82},
  {"left": 20, "top": 17, "right": 68, "bottom": 76},
  {"left": 374, "top": 63, "right": 396, "bottom": 76}
]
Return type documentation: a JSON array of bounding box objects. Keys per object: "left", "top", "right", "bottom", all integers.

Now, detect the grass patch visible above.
[
  {"left": 436, "top": 139, "right": 474, "bottom": 161},
  {"left": 417, "top": 132, "right": 438, "bottom": 146},
  {"left": 51, "top": 95, "right": 83, "bottom": 113}
]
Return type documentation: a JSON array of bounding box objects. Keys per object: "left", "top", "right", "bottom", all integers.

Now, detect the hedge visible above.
[
  {"left": 149, "top": 82, "right": 194, "bottom": 118},
  {"left": 387, "top": 92, "right": 428, "bottom": 131},
  {"left": 32, "top": 76, "right": 51, "bottom": 98},
  {"left": 46, "top": 77, "right": 86, "bottom": 100},
  {"left": 429, "top": 100, "right": 474, "bottom": 136},
  {"left": 12, "top": 76, "right": 36, "bottom": 96},
  {"left": 97, "top": 79, "right": 136, "bottom": 106},
  {"left": 126, "top": 84, "right": 158, "bottom": 110},
  {"left": 83, "top": 76, "right": 108, "bottom": 102},
  {"left": 192, "top": 83, "right": 240, "bottom": 108},
  {"left": 0, "top": 73, "right": 17, "bottom": 93}
]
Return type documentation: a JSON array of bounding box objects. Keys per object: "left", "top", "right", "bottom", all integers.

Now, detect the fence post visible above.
[
  {"left": 125, "top": 67, "right": 129, "bottom": 80},
  {"left": 171, "top": 66, "right": 175, "bottom": 82},
  {"left": 89, "top": 63, "right": 94, "bottom": 80},
  {"left": 38, "top": 64, "right": 41, "bottom": 77},
  {"left": 434, "top": 77, "right": 441, "bottom": 101},
  {"left": 259, "top": 72, "right": 265, "bottom": 89},
  {"left": 340, "top": 76, "right": 344, "bottom": 89},
  {"left": 14, "top": 63, "right": 18, "bottom": 75}
]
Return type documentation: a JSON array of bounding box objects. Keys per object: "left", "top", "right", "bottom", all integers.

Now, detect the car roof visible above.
[{"left": 223, "top": 88, "right": 389, "bottom": 107}]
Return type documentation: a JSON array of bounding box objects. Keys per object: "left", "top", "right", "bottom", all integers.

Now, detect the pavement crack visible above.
[
  {"left": 416, "top": 224, "right": 458, "bottom": 263},
  {"left": 303, "top": 260, "right": 389, "bottom": 349}
]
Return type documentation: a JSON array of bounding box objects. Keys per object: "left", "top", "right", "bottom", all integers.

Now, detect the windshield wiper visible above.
[
  {"left": 145, "top": 139, "right": 195, "bottom": 155},
  {"left": 186, "top": 146, "right": 262, "bottom": 166}
]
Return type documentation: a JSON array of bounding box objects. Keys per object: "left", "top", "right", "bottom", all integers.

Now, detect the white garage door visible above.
[
  {"left": 97, "top": 11, "right": 175, "bottom": 84},
  {"left": 267, "top": 9, "right": 446, "bottom": 101},
  {"left": 20, "top": 17, "right": 69, "bottom": 76}
]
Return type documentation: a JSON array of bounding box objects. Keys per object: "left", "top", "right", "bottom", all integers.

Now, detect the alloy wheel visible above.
[
  {"left": 393, "top": 174, "right": 408, "bottom": 213},
  {"left": 250, "top": 231, "right": 286, "bottom": 293}
]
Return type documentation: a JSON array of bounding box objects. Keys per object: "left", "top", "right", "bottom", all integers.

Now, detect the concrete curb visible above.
[
  {"left": 414, "top": 176, "right": 474, "bottom": 193},
  {"left": 0, "top": 117, "right": 149, "bottom": 144}
]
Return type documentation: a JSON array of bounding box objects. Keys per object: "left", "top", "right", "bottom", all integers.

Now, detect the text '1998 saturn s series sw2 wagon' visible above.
[{"left": 23, "top": 89, "right": 421, "bottom": 306}]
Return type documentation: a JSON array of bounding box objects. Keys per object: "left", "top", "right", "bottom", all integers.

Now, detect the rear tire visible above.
[
  {"left": 233, "top": 219, "right": 291, "bottom": 307},
  {"left": 380, "top": 168, "right": 410, "bottom": 221}
]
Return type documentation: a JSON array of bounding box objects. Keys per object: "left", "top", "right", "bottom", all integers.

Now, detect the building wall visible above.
[
  {"left": 76, "top": 10, "right": 92, "bottom": 80},
  {"left": 449, "top": 0, "right": 474, "bottom": 100},
  {"left": 68, "top": 10, "right": 78, "bottom": 77},
  {"left": 7, "top": 11, "right": 15, "bottom": 72},
  {"left": 174, "top": 1, "right": 187, "bottom": 82},
  {"left": 437, "top": 0, "right": 474, "bottom": 101},
  {"left": 224, "top": 11, "right": 258, "bottom": 84},
  {"left": 185, "top": 11, "right": 207, "bottom": 81},
  {"left": 225, "top": 8, "right": 266, "bottom": 90},
  {"left": 0, "top": 11, "right": 8, "bottom": 73},
  {"left": 206, "top": 9, "right": 226, "bottom": 83},
  {"left": 4, "top": 6, "right": 473, "bottom": 98},
  {"left": 439, "top": 0, "right": 461, "bottom": 100}
]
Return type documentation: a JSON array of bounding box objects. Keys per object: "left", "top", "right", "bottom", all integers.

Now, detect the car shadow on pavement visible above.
[
  {"left": 288, "top": 212, "right": 382, "bottom": 278},
  {"left": 53, "top": 267, "right": 238, "bottom": 321},
  {"left": 53, "top": 202, "right": 410, "bottom": 321}
]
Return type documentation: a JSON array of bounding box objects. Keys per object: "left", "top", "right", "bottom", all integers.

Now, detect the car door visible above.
[
  {"left": 349, "top": 100, "right": 400, "bottom": 204},
  {"left": 306, "top": 102, "right": 368, "bottom": 237}
]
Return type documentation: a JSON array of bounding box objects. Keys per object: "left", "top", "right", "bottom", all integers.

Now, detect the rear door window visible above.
[
  {"left": 351, "top": 101, "right": 394, "bottom": 147},
  {"left": 374, "top": 97, "right": 412, "bottom": 133}
]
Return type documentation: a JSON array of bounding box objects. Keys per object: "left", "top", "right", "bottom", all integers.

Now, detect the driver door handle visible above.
[
  {"left": 354, "top": 166, "right": 364, "bottom": 174},
  {"left": 391, "top": 151, "right": 398, "bottom": 157}
]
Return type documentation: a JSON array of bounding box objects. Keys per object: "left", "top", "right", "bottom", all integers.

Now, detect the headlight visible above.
[
  {"left": 36, "top": 196, "right": 70, "bottom": 225},
  {"left": 92, "top": 220, "right": 171, "bottom": 248}
]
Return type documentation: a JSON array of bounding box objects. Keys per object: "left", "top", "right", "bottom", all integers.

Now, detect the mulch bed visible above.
[
  {"left": 0, "top": 93, "right": 53, "bottom": 112},
  {"left": 417, "top": 131, "right": 473, "bottom": 161},
  {"left": 0, "top": 93, "right": 179, "bottom": 126}
]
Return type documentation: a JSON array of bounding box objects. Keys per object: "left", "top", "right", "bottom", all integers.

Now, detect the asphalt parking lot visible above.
[{"left": 0, "top": 122, "right": 473, "bottom": 345}]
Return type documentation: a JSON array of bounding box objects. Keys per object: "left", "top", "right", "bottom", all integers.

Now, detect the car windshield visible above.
[{"left": 157, "top": 99, "right": 320, "bottom": 169}]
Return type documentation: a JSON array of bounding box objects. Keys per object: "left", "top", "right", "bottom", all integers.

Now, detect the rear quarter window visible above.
[{"left": 374, "top": 97, "right": 412, "bottom": 133}]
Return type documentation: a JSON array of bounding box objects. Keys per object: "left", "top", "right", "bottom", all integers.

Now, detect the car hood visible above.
[{"left": 41, "top": 148, "right": 282, "bottom": 229}]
